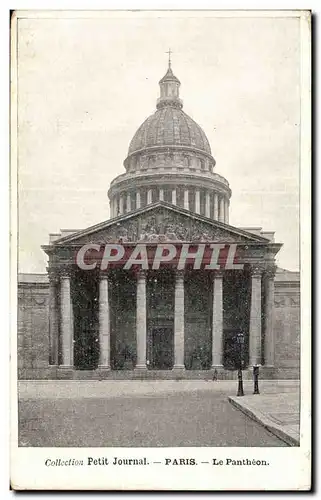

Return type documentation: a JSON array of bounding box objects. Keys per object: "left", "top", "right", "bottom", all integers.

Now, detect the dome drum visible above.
[
  {"left": 108, "top": 183, "right": 230, "bottom": 224},
  {"left": 109, "top": 171, "right": 231, "bottom": 196},
  {"left": 124, "top": 147, "right": 215, "bottom": 174}
]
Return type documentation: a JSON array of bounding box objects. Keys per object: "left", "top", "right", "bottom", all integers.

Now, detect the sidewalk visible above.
[{"left": 228, "top": 387, "right": 300, "bottom": 446}]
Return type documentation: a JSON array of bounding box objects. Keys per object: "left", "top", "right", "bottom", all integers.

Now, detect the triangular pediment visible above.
[{"left": 51, "top": 202, "right": 270, "bottom": 246}]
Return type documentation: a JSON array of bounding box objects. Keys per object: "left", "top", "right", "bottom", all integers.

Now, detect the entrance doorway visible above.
[
  {"left": 72, "top": 269, "right": 99, "bottom": 370},
  {"left": 150, "top": 327, "right": 174, "bottom": 369}
]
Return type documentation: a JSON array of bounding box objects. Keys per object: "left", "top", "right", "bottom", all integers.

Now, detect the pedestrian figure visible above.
[{"left": 212, "top": 369, "right": 218, "bottom": 381}]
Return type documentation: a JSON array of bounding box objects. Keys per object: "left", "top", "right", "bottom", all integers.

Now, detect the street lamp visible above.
[{"left": 236, "top": 332, "right": 245, "bottom": 397}]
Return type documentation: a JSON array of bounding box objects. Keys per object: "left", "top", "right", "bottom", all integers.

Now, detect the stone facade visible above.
[
  {"left": 17, "top": 266, "right": 300, "bottom": 380},
  {"left": 273, "top": 268, "right": 300, "bottom": 378},
  {"left": 18, "top": 274, "right": 52, "bottom": 379}
]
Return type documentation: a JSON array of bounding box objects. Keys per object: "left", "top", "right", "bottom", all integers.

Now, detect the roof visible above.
[
  {"left": 128, "top": 106, "right": 211, "bottom": 156},
  {"left": 18, "top": 273, "right": 49, "bottom": 284},
  {"left": 43, "top": 200, "right": 273, "bottom": 247},
  {"left": 275, "top": 267, "right": 300, "bottom": 282},
  {"left": 159, "top": 66, "right": 181, "bottom": 84}
]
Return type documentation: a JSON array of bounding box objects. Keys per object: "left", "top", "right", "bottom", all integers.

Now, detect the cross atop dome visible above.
[
  {"left": 159, "top": 49, "right": 180, "bottom": 85},
  {"left": 166, "top": 48, "right": 172, "bottom": 67}
]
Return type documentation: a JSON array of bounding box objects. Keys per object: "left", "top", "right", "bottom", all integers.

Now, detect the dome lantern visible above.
[{"left": 157, "top": 49, "right": 183, "bottom": 110}]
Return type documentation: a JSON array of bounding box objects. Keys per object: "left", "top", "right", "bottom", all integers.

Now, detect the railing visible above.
[{"left": 109, "top": 170, "right": 230, "bottom": 188}]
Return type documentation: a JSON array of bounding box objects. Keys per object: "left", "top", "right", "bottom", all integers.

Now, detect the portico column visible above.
[
  {"left": 213, "top": 193, "right": 218, "bottom": 220},
  {"left": 159, "top": 188, "right": 164, "bottom": 201},
  {"left": 119, "top": 195, "right": 124, "bottom": 215},
  {"left": 249, "top": 267, "right": 263, "bottom": 366},
  {"left": 126, "top": 192, "right": 131, "bottom": 213},
  {"left": 211, "top": 271, "right": 224, "bottom": 368},
  {"left": 113, "top": 197, "right": 118, "bottom": 218},
  {"left": 205, "top": 191, "right": 211, "bottom": 218},
  {"left": 48, "top": 271, "right": 59, "bottom": 365},
  {"left": 195, "top": 189, "right": 200, "bottom": 214},
  {"left": 218, "top": 196, "right": 225, "bottom": 223},
  {"left": 60, "top": 272, "right": 73, "bottom": 367},
  {"left": 225, "top": 199, "right": 229, "bottom": 224},
  {"left": 135, "top": 271, "right": 147, "bottom": 369},
  {"left": 147, "top": 189, "right": 153, "bottom": 205},
  {"left": 173, "top": 272, "right": 185, "bottom": 370},
  {"left": 98, "top": 274, "right": 110, "bottom": 369},
  {"left": 172, "top": 188, "right": 177, "bottom": 205},
  {"left": 184, "top": 189, "right": 189, "bottom": 210},
  {"left": 264, "top": 266, "right": 276, "bottom": 366},
  {"left": 136, "top": 190, "right": 141, "bottom": 209}
]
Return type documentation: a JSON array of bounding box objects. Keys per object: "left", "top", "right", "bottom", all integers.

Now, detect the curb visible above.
[{"left": 228, "top": 396, "right": 299, "bottom": 447}]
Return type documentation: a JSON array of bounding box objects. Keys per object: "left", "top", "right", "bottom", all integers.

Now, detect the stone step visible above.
[{"left": 17, "top": 366, "right": 301, "bottom": 381}]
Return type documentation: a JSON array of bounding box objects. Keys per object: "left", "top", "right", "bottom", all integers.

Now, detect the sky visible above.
[{"left": 16, "top": 12, "right": 301, "bottom": 273}]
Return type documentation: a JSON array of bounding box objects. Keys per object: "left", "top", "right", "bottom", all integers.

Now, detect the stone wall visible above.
[
  {"left": 273, "top": 268, "right": 300, "bottom": 378},
  {"left": 18, "top": 274, "right": 50, "bottom": 379}
]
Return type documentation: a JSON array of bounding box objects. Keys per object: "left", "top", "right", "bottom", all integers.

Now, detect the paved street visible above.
[{"left": 18, "top": 381, "right": 291, "bottom": 447}]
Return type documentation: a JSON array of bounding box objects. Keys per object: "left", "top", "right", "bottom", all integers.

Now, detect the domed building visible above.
[
  {"left": 108, "top": 62, "right": 231, "bottom": 224},
  {"left": 17, "top": 59, "right": 300, "bottom": 380}
]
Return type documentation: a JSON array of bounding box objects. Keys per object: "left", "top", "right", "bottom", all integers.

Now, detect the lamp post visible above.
[
  {"left": 253, "top": 365, "right": 260, "bottom": 394},
  {"left": 236, "top": 332, "right": 244, "bottom": 397}
]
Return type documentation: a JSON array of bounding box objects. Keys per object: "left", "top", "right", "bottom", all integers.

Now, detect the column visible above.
[
  {"left": 172, "top": 188, "right": 177, "bottom": 205},
  {"left": 249, "top": 267, "right": 263, "bottom": 366},
  {"left": 195, "top": 189, "right": 200, "bottom": 214},
  {"left": 159, "top": 188, "right": 164, "bottom": 201},
  {"left": 113, "top": 196, "right": 118, "bottom": 217},
  {"left": 147, "top": 188, "right": 152, "bottom": 205},
  {"left": 213, "top": 193, "right": 218, "bottom": 220},
  {"left": 60, "top": 272, "right": 73, "bottom": 367},
  {"left": 184, "top": 189, "right": 189, "bottom": 210},
  {"left": 218, "top": 196, "right": 225, "bottom": 223},
  {"left": 126, "top": 192, "right": 131, "bottom": 213},
  {"left": 211, "top": 272, "right": 223, "bottom": 368},
  {"left": 136, "top": 190, "right": 141, "bottom": 209},
  {"left": 48, "top": 272, "right": 59, "bottom": 365},
  {"left": 173, "top": 272, "right": 185, "bottom": 370},
  {"left": 225, "top": 198, "right": 229, "bottom": 224},
  {"left": 135, "top": 271, "right": 147, "bottom": 369},
  {"left": 98, "top": 274, "right": 110, "bottom": 369},
  {"left": 119, "top": 195, "right": 124, "bottom": 215},
  {"left": 264, "top": 267, "right": 276, "bottom": 366},
  {"left": 205, "top": 191, "right": 211, "bottom": 218}
]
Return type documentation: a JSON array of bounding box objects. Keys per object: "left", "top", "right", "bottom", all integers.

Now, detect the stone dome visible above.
[
  {"left": 128, "top": 107, "right": 212, "bottom": 156},
  {"left": 108, "top": 58, "right": 231, "bottom": 225}
]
